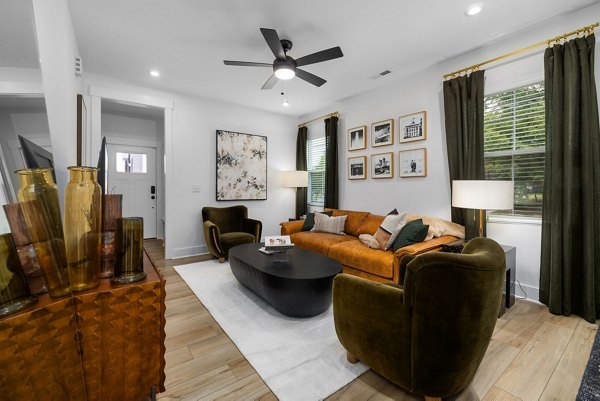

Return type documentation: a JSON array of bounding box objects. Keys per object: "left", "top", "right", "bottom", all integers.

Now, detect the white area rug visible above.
[{"left": 174, "top": 260, "right": 368, "bottom": 401}]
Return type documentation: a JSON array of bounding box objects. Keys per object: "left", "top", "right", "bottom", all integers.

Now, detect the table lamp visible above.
[{"left": 452, "top": 180, "right": 514, "bottom": 237}]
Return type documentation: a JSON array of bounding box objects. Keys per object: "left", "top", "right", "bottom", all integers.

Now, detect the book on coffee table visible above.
[{"left": 264, "top": 235, "right": 294, "bottom": 251}]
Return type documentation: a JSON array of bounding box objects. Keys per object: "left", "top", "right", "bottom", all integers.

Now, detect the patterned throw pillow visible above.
[
  {"left": 301, "top": 210, "right": 333, "bottom": 231},
  {"left": 311, "top": 212, "right": 347, "bottom": 235},
  {"left": 373, "top": 212, "right": 408, "bottom": 250}
]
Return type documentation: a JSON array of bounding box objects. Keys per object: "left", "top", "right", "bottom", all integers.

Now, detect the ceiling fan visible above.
[{"left": 223, "top": 28, "right": 344, "bottom": 89}]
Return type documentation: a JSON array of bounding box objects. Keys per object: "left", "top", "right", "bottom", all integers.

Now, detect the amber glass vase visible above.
[
  {"left": 0, "top": 233, "right": 37, "bottom": 316},
  {"left": 100, "top": 194, "right": 122, "bottom": 278},
  {"left": 16, "top": 168, "right": 70, "bottom": 298},
  {"left": 112, "top": 217, "right": 146, "bottom": 285},
  {"left": 64, "top": 166, "right": 102, "bottom": 292}
]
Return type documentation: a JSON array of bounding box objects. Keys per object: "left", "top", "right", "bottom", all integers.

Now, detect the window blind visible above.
[
  {"left": 484, "top": 81, "right": 545, "bottom": 217},
  {"left": 307, "top": 137, "right": 326, "bottom": 205}
]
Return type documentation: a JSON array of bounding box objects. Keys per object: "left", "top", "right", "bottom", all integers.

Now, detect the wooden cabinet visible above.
[{"left": 0, "top": 251, "right": 165, "bottom": 401}]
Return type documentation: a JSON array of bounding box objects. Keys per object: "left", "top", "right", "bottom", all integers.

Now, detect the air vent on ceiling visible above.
[
  {"left": 379, "top": 70, "right": 391, "bottom": 76},
  {"left": 74, "top": 56, "right": 82, "bottom": 76}
]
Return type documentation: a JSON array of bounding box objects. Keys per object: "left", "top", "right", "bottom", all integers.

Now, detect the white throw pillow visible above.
[
  {"left": 359, "top": 234, "right": 381, "bottom": 249},
  {"left": 311, "top": 212, "right": 347, "bottom": 235},
  {"left": 373, "top": 212, "right": 408, "bottom": 250}
]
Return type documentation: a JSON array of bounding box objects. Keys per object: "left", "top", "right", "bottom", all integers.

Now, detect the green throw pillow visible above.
[
  {"left": 392, "top": 219, "right": 429, "bottom": 252},
  {"left": 301, "top": 210, "right": 333, "bottom": 231}
]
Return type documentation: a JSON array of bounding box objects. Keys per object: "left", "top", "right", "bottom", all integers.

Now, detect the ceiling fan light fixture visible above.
[{"left": 275, "top": 67, "right": 295, "bottom": 80}]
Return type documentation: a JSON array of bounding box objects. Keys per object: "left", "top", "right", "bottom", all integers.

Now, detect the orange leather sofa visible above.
[{"left": 280, "top": 209, "right": 458, "bottom": 284}]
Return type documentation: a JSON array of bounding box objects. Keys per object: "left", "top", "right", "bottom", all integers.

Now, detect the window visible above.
[
  {"left": 307, "top": 137, "right": 326, "bottom": 205},
  {"left": 484, "top": 82, "right": 545, "bottom": 218},
  {"left": 115, "top": 152, "right": 147, "bottom": 173}
]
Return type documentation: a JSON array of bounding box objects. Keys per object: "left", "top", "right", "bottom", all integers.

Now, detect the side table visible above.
[{"left": 499, "top": 245, "right": 516, "bottom": 317}]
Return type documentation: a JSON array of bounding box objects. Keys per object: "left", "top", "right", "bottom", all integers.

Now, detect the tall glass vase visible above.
[
  {"left": 16, "top": 168, "right": 70, "bottom": 298},
  {"left": 64, "top": 166, "right": 102, "bottom": 292},
  {"left": 0, "top": 233, "right": 37, "bottom": 317}
]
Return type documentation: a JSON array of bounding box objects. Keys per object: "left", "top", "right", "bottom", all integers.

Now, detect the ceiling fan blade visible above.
[
  {"left": 296, "top": 69, "right": 327, "bottom": 87},
  {"left": 261, "top": 74, "right": 279, "bottom": 90},
  {"left": 260, "top": 28, "right": 286, "bottom": 60},
  {"left": 295, "top": 46, "right": 343, "bottom": 67},
  {"left": 223, "top": 60, "right": 272, "bottom": 67}
]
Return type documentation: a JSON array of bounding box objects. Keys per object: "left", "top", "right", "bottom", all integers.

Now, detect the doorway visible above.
[{"left": 107, "top": 143, "right": 157, "bottom": 238}]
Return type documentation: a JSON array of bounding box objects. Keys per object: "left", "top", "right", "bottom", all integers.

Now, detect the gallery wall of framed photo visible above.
[{"left": 347, "top": 111, "right": 427, "bottom": 180}]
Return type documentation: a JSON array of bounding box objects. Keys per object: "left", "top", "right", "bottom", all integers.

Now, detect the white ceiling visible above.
[
  {"left": 0, "top": 0, "right": 39, "bottom": 68},
  {"left": 16, "top": 0, "right": 600, "bottom": 117}
]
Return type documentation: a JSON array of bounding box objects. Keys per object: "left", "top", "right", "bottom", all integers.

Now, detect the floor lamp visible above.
[
  {"left": 451, "top": 180, "right": 514, "bottom": 238},
  {"left": 283, "top": 171, "right": 308, "bottom": 219}
]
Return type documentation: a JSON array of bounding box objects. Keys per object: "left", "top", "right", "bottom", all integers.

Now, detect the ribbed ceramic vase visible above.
[
  {"left": 64, "top": 166, "right": 102, "bottom": 292},
  {"left": 16, "top": 168, "right": 70, "bottom": 298}
]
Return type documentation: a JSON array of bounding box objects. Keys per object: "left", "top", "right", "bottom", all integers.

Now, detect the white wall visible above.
[
  {"left": 32, "top": 0, "right": 82, "bottom": 199},
  {"left": 299, "top": 3, "right": 600, "bottom": 298},
  {"left": 85, "top": 74, "right": 298, "bottom": 258}
]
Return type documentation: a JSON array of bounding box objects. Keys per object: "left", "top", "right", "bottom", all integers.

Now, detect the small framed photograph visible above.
[
  {"left": 399, "top": 111, "right": 426, "bottom": 143},
  {"left": 347, "top": 126, "right": 367, "bottom": 151},
  {"left": 399, "top": 148, "right": 427, "bottom": 177},
  {"left": 371, "top": 119, "right": 394, "bottom": 147},
  {"left": 371, "top": 152, "right": 394, "bottom": 179},
  {"left": 348, "top": 156, "right": 366, "bottom": 180}
]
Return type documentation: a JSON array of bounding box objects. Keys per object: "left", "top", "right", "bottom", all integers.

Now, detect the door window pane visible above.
[{"left": 115, "top": 152, "right": 147, "bottom": 173}]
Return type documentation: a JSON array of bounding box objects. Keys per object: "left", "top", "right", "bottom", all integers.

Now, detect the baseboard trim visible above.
[
  {"left": 170, "top": 245, "right": 209, "bottom": 259},
  {"left": 516, "top": 283, "right": 539, "bottom": 302}
]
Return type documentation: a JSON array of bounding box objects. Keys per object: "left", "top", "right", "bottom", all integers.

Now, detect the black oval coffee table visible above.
[{"left": 228, "top": 243, "right": 343, "bottom": 317}]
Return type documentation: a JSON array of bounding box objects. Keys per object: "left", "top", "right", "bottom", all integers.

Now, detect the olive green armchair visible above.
[
  {"left": 333, "top": 237, "right": 505, "bottom": 401},
  {"left": 202, "top": 205, "right": 262, "bottom": 262}
]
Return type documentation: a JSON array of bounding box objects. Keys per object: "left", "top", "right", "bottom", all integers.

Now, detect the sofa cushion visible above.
[
  {"left": 327, "top": 209, "right": 370, "bottom": 237},
  {"left": 328, "top": 240, "right": 395, "bottom": 279},
  {"left": 290, "top": 231, "right": 356, "bottom": 256},
  {"left": 311, "top": 213, "right": 347, "bottom": 235},
  {"left": 301, "top": 210, "right": 333, "bottom": 231},
  {"left": 356, "top": 213, "right": 385, "bottom": 236}
]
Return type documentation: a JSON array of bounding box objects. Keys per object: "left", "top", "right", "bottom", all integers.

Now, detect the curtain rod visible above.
[
  {"left": 443, "top": 22, "right": 599, "bottom": 80},
  {"left": 298, "top": 111, "right": 340, "bottom": 128}
]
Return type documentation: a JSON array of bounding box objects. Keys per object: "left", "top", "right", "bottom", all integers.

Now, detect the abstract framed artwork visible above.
[
  {"left": 348, "top": 156, "right": 366, "bottom": 180},
  {"left": 399, "top": 148, "right": 427, "bottom": 178},
  {"left": 371, "top": 119, "right": 394, "bottom": 147},
  {"left": 216, "top": 130, "right": 267, "bottom": 200},
  {"left": 399, "top": 111, "right": 426, "bottom": 143},
  {"left": 347, "top": 126, "right": 367, "bottom": 151},
  {"left": 371, "top": 152, "right": 394, "bottom": 179}
]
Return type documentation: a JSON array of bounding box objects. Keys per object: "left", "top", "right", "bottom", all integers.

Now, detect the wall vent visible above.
[
  {"left": 74, "top": 56, "right": 82, "bottom": 76},
  {"left": 379, "top": 70, "right": 391, "bottom": 76}
]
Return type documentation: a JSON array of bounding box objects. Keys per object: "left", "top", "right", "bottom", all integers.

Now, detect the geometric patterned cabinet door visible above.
[{"left": 0, "top": 251, "right": 165, "bottom": 401}]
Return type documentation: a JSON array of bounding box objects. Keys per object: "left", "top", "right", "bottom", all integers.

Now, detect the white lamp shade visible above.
[
  {"left": 452, "top": 180, "right": 514, "bottom": 210},
  {"left": 283, "top": 170, "right": 308, "bottom": 188}
]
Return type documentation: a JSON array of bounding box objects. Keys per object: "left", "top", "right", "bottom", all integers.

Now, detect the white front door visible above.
[{"left": 107, "top": 144, "right": 157, "bottom": 238}]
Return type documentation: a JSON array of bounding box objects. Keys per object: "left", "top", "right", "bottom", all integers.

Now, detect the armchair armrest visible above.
[
  {"left": 392, "top": 235, "right": 458, "bottom": 284},
  {"left": 242, "top": 217, "right": 262, "bottom": 242},
  {"left": 203, "top": 220, "right": 224, "bottom": 258},
  {"left": 333, "top": 274, "right": 412, "bottom": 376},
  {"left": 280, "top": 220, "right": 304, "bottom": 235}
]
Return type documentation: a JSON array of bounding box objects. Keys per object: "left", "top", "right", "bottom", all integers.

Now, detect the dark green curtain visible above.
[
  {"left": 443, "top": 70, "right": 486, "bottom": 239},
  {"left": 324, "top": 116, "right": 339, "bottom": 209},
  {"left": 539, "top": 34, "right": 600, "bottom": 323},
  {"left": 295, "top": 126, "right": 308, "bottom": 219}
]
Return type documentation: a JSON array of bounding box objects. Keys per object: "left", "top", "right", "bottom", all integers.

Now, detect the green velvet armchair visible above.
[
  {"left": 202, "top": 205, "right": 262, "bottom": 262},
  {"left": 333, "top": 237, "right": 505, "bottom": 401}
]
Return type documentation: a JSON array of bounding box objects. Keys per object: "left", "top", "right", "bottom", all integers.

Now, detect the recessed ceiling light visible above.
[
  {"left": 465, "top": 3, "right": 483, "bottom": 16},
  {"left": 150, "top": 70, "right": 160, "bottom": 77},
  {"left": 282, "top": 100, "right": 290, "bottom": 107}
]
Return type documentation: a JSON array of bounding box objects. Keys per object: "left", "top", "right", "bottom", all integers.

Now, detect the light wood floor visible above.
[{"left": 145, "top": 239, "right": 598, "bottom": 401}]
